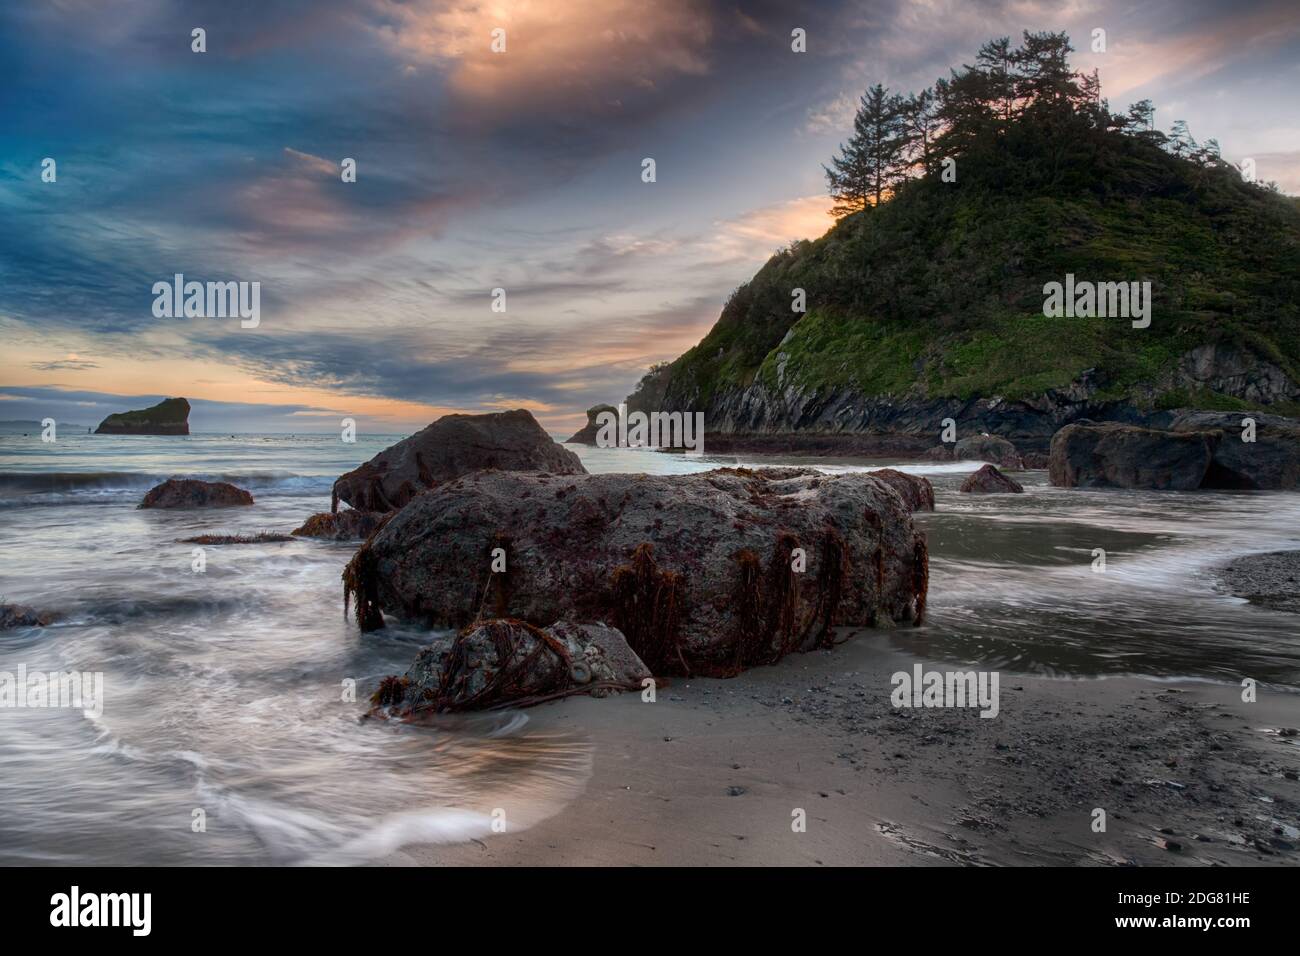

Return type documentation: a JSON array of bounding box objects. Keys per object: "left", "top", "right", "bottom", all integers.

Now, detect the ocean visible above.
[{"left": 2, "top": 431, "right": 1298, "bottom": 864}]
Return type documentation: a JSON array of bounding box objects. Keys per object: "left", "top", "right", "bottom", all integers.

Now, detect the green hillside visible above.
[{"left": 633, "top": 35, "right": 1300, "bottom": 424}]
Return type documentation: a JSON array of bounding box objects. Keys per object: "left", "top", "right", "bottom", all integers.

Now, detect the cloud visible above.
[
  {"left": 371, "top": 0, "right": 714, "bottom": 125},
  {"left": 711, "top": 194, "right": 836, "bottom": 261},
  {"left": 1246, "top": 149, "right": 1300, "bottom": 194},
  {"left": 4, "top": 0, "right": 1297, "bottom": 436},
  {"left": 29, "top": 354, "right": 100, "bottom": 371}
]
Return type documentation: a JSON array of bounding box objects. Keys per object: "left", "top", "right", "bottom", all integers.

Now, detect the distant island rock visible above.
[
  {"left": 566, "top": 404, "right": 617, "bottom": 444},
  {"left": 96, "top": 397, "right": 190, "bottom": 435}
]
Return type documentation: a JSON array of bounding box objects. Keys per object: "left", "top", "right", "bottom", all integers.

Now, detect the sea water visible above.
[{"left": 1, "top": 431, "right": 1298, "bottom": 864}]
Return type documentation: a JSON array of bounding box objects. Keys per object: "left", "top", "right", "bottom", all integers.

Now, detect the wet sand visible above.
[
  {"left": 408, "top": 633, "right": 1300, "bottom": 867},
  {"left": 1220, "top": 550, "right": 1300, "bottom": 614}
]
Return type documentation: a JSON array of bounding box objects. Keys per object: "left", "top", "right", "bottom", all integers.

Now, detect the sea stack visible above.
[{"left": 95, "top": 397, "right": 191, "bottom": 435}]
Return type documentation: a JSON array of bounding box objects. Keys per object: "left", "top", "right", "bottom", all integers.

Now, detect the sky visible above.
[{"left": 2, "top": 0, "right": 1298, "bottom": 435}]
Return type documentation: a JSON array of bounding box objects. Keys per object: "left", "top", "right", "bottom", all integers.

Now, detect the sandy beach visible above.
[{"left": 413, "top": 632, "right": 1300, "bottom": 867}]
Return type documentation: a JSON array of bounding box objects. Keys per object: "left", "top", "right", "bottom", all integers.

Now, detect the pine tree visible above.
[
  {"left": 1013, "top": 31, "right": 1083, "bottom": 111},
  {"left": 825, "top": 84, "right": 908, "bottom": 217},
  {"left": 975, "top": 37, "right": 1017, "bottom": 124},
  {"left": 1168, "top": 119, "right": 1197, "bottom": 159},
  {"left": 900, "top": 89, "right": 939, "bottom": 173}
]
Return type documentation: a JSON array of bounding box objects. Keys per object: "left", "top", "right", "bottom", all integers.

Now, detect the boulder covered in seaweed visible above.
[
  {"left": 343, "top": 467, "right": 928, "bottom": 677},
  {"left": 371, "top": 619, "right": 651, "bottom": 714},
  {"left": 292, "top": 509, "right": 387, "bottom": 541},
  {"left": 332, "top": 409, "right": 586, "bottom": 513}
]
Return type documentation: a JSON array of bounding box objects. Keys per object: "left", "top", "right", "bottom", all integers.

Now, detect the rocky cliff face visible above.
[
  {"left": 630, "top": 345, "right": 1299, "bottom": 454},
  {"left": 95, "top": 397, "right": 190, "bottom": 435}
]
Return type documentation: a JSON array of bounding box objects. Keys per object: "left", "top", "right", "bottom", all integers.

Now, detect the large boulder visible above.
[
  {"left": 372, "top": 619, "right": 651, "bottom": 714},
  {"left": 925, "top": 434, "right": 1023, "bottom": 468},
  {"left": 867, "top": 468, "right": 935, "bottom": 511},
  {"left": 292, "top": 509, "right": 387, "bottom": 541},
  {"left": 139, "top": 478, "right": 253, "bottom": 508},
  {"left": 1165, "top": 410, "right": 1300, "bottom": 490},
  {"left": 960, "top": 464, "right": 1024, "bottom": 494},
  {"left": 332, "top": 409, "right": 586, "bottom": 513},
  {"left": 343, "top": 467, "right": 929, "bottom": 677},
  {"left": 566, "top": 404, "right": 617, "bottom": 445},
  {"left": 96, "top": 397, "right": 190, "bottom": 435},
  {"left": 1048, "top": 421, "right": 1217, "bottom": 490},
  {"left": 955, "top": 434, "right": 1022, "bottom": 468}
]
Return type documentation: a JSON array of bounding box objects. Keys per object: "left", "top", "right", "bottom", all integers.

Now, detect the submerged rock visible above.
[
  {"left": 960, "top": 464, "right": 1024, "bottom": 494},
  {"left": 1048, "top": 421, "right": 1216, "bottom": 490},
  {"left": 332, "top": 409, "right": 587, "bottom": 513},
  {"left": 372, "top": 619, "right": 651, "bottom": 714},
  {"left": 96, "top": 397, "right": 190, "bottom": 435},
  {"left": 343, "top": 467, "right": 928, "bottom": 676},
  {"left": 292, "top": 509, "right": 387, "bottom": 541},
  {"left": 0, "top": 604, "right": 55, "bottom": 629},
  {"left": 139, "top": 478, "right": 254, "bottom": 508}
]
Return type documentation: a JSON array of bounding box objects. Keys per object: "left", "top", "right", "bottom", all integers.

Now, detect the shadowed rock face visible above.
[
  {"left": 96, "top": 397, "right": 190, "bottom": 435},
  {"left": 960, "top": 464, "right": 1024, "bottom": 494},
  {"left": 138, "top": 478, "right": 253, "bottom": 508},
  {"left": 343, "top": 467, "right": 928, "bottom": 677},
  {"left": 371, "top": 619, "right": 651, "bottom": 714},
  {"left": 1165, "top": 411, "right": 1300, "bottom": 490},
  {"left": 332, "top": 409, "right": 587, "bottom": 513},
  {"left": 1048, "top": 422, "right": 1217, "bottom": 490}
]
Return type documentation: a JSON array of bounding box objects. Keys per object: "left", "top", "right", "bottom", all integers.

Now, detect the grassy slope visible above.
[{"left": 648, "top": 120, "right": 1300, "bottom": 418}]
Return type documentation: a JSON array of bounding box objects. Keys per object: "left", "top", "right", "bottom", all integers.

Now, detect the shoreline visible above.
[
  {"left": 405, "top": 633, "right": 1300, "bottom": 867},
  {"left": 1219, "top": 550, "right": 1300, "bottom": 614}
]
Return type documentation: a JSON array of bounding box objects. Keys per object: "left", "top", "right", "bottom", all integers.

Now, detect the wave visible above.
[{"left": 0, "top": 470, "right": 333, "bottom": 500}]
